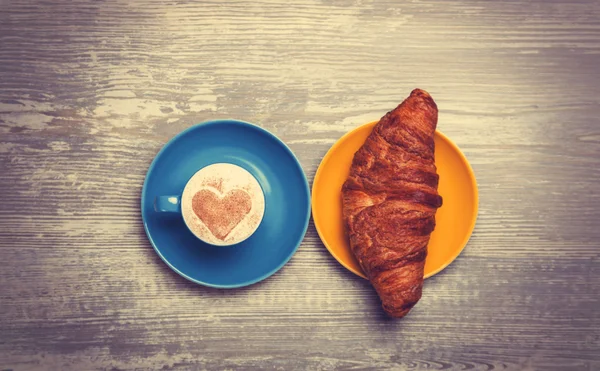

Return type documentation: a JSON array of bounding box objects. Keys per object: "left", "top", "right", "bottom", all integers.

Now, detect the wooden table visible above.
[{"left": 1, "top": 0, "right": 599, "bottom": 370}]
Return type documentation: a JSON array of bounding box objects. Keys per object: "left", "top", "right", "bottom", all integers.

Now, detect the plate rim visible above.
[
  {"left": 311, "top": 120, "right": 479, "bottom": 280},
  {"left": 141, "top": 119, "right": 311, "bottom": 288}
]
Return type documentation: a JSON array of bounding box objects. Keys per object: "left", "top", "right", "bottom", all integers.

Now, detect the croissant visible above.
[{"left": 342, "top": 89, "right": 442, "bottom": 318}]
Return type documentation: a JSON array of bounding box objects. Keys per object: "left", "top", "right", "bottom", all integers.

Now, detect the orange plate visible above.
[{"left": 312, "top": 121, "right": 478, "bottom": 279}]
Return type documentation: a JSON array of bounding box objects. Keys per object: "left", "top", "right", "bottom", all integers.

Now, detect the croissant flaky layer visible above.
[{"left": 342, "top": 89, "right": 442, "bottom": 318}]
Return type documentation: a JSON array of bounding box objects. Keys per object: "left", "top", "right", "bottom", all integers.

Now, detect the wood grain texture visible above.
[{"left": 0, "top": 0, "right": 599, "bottom": 370}]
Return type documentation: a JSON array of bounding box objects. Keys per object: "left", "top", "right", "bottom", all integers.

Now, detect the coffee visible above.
[{"left": 181, "top": 163, "right": 265, "bottom": 245}]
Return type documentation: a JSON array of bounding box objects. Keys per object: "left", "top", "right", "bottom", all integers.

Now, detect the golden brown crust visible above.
[{"left": 342, "top": 89, "right": 442, "bottom": 318}]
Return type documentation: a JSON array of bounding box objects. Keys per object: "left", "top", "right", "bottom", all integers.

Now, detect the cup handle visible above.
[{"left": 154, "top": 195, "right": 181, "bottom": 213}]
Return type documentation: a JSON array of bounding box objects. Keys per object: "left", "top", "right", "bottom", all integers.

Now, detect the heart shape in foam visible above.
[{"left": 192, "top": 188, "right": 252, "bottom": 241}]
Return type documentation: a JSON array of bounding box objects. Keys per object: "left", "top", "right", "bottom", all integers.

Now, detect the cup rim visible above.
[{"left": 180, "top": 162, "right": 266, "bottom": 247}]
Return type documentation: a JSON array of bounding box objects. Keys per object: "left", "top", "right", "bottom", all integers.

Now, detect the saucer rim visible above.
[{"left": 141, "top": 119, "right": 311, "bottom": 288}]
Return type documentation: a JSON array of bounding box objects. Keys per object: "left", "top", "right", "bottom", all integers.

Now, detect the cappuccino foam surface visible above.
[{"left": 181, "top": 163, "right": 265, "bottom": 245}]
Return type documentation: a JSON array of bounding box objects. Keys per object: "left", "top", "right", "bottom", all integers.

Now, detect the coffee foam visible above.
[{"left": 181, "top": 163, "right": 265, "bottom": 245}]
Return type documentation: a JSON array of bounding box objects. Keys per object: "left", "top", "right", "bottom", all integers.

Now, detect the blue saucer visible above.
[{"left": 141, "top": 120, "right": 311, "bottom": 288}]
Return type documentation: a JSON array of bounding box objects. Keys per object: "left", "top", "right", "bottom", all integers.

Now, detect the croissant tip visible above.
[
  {"left": 410, "top": 88, "right": 431, "bottom": 98},
  {"left": 383, "top": 301, "right": 418, "bottom": 318}
]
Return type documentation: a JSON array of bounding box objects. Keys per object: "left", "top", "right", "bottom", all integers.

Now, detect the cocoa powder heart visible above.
[{"left": 192, "top": 188, "right": 252, "bottom": 240}]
